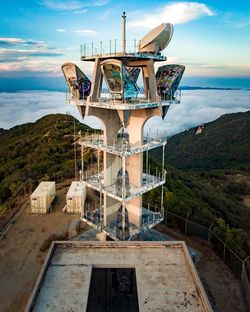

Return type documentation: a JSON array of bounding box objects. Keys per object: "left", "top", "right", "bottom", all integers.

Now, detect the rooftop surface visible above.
[
  {"left": 30, "top": 181, "right": 55, "bottom": 197},
  {"left": 26, "top": 241, "right": 212, "bottom": 312},
  {"left": 67, "top": 181, "right": 85, "bottom": 197}
]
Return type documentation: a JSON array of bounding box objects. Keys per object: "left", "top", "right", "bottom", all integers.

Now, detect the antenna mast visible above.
[{"left": 122, "top": 11, "right": 126, "bottom": 54}]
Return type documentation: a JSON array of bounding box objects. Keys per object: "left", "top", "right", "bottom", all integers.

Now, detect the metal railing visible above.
[
  {"left": 80, "top": 39, "right": 166, "bottom": 61},
  {"left": 162, "top": 209, "right": 250, "bottom": 309},
  {"left": 65, "top": 89, "right": 181, "bottom": 106},
  {"left": 82, "top": 202, "right": 163, "bottom": 241},
  {"left": 84, "top": 171, "right": 165, "bottom": 202},
  {"left": 79, "top": 133, "right": 166, "bottom": 156}
]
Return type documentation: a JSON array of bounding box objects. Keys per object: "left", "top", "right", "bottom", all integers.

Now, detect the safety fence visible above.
[
  {"left": 164, "top": 209, "right": 250, "bottom": 309},
  {"left": 0, "top": 179, "right": 32, "bottom": 236}
]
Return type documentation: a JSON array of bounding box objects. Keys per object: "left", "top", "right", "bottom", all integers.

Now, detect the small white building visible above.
[
  {"left": 65, "top": 181, "right": 86, "bottom": 214},
  {"left": 30, "top": 181, "right": 56, "bottom": 214}
]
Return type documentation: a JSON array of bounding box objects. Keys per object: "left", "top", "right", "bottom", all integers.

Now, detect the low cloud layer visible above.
[
  {"left": 0, "top": 91, "right": 78, "bottom": 129},
  {"left": 145, "top": 89, "right": 250, "bottom": 137},
  {"left": 0, "top": 90, "right": 249, "bottom": 137}
]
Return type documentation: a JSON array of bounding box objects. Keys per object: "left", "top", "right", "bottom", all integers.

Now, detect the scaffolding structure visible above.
[{"left": 62, "top": 14, "right": 184, "bottom": 240}]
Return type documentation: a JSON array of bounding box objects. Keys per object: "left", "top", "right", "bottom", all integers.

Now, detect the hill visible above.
[
  {"left": 0, "top": 114, "right": 91, "bottom": 205},
  {"left": 0, "top": 112, "right": 249, "bottom": 256},
  {"left": 165, "top": 111, "right": 250, "bottom": 171},
  {"left": 145, "top": 111, "right": 250, "bottom": 255}
]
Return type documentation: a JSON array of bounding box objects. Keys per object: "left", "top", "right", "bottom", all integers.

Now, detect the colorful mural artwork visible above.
[
  {"left": 101, "top": 60, "right": 139, "bottom": 101},
  {"left": 61, "top": 62, "right": 91, "bottom": 100},
  {"left": 156, "top": 64, "right": 185, "bottom": 100}
]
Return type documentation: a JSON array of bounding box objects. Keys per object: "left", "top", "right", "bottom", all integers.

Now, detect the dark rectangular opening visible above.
[{"left": 86, "top": 268, "right": 139, "bottom": 312}]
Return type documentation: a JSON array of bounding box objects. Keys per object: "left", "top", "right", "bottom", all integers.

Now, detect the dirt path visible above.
[
  {"left": 154, "top": 224, "right": 248, "bottom": 312},
  {"left": 0, "top": 181, "right": 89, "bottom": 312}
]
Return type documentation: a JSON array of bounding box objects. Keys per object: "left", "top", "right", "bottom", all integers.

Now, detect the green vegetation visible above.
[
  {"left": 164, "top": 111, "right": 250, "bottom": 171},
  {"left": 0, "top": 114, "right": 92, "bottom": 206},
  {"left": 146, "top": 110, "right": 250, "bottom": 257},
  {"left": 214, "top": 218, "right": 250, "bottom": 259},
  {"left": 144, "top": 165, "right": 250, "bottom": 232},
  {"left": 1, "top": 111, "right": 249, "bottom": 257}
]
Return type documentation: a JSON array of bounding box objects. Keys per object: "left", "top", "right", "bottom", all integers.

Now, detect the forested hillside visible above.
[
  {"left": 145, "top": 110, "right": 250, "bottom": 256},
  {"left": 0, "top": 114, "right": 91, "bottom": 205},
  {"left": 164, "top": 111, "right": 250, "bottom": 171},
  {"left": 0, "top": 112, "right": 249, "bottom": 255}
]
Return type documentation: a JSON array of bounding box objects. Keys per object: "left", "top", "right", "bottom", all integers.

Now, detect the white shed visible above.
[
  {"left": 30, "top": 181, "right": 56, "bottom": 214},
  {"left": 65, "top": 181, "right": 86, "bottom": 214}
]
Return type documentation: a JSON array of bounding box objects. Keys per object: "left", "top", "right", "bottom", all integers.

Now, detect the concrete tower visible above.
[{"left": 62, "top": 13, "right": 185, "bottom": 240}]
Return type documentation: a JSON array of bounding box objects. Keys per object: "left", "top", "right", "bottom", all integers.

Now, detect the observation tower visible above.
[{"left": 62, "top": 12, "right": 185, "bottom": 240}]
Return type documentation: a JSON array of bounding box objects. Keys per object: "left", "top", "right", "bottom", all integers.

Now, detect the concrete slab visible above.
[{"left": 25, "top": 241, "right": 212, "bottom": 312}]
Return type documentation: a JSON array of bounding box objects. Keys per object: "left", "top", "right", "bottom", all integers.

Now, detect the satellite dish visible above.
[{"left": 138, "top": 23, "right": 173, "bottom": 54}]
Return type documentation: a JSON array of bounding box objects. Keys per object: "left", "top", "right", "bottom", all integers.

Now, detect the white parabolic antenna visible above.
[{"left": 138, "top": 23, "right": 173, "bottom": 54}]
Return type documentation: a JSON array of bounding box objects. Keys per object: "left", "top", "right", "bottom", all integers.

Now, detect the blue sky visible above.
[{"left": 0, "top": 0, "right": 250, "bottom": 87}]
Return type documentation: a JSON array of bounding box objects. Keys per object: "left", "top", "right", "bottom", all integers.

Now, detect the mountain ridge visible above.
[{"left": 164, "top": 110, "right": 250, "bottom": 171}]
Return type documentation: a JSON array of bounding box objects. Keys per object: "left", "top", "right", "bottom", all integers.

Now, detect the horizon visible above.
[{"left": 0, "top": 76, "right": 250, "bottom": 92}]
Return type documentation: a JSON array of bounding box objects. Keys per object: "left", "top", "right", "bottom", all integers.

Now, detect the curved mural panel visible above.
[{"left": 61, "top": 62, "right": 91, "bottom": 100}]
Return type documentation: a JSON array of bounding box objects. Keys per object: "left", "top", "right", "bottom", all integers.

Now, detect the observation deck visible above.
[
  {"left": 84, "top": 172, "right": 165, "bottom": 202},
  {"left": 80, "top": 39, "right": 167, "bottom": 62},
  {"left": 82, "top": 206, "right": 163, "bottom": 240},
  {"left": 81, "top": 52, "right": 166, "bottom": 62},
  {"left": 66, "top": 91, "right": 181, "bottom": 109},
  {"left": 79, "top": 134, "right": 166, "bottom": 156}
]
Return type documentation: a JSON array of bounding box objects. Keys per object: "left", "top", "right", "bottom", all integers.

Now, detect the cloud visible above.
[
  {"left": 41, "top": 0, "right": 109, "bottom": 10},
  {"left": 72, "top": 29, "right": 97, "bottom": 35},
  {"left": 73, "top": 9, "right": 88, "bottom": 14},
  {"left": 0, "top": 90, "right": 249, "bottom": 134},
  {"left": 0, "top": 38, "right": 47, "bottom": 48},
  {"left": 0, "top": 59, "right": 93, "bottom": 78},
  {"left": 187, "top": 63, "right": 250, "bottom": 77},
  {"left": 0, "top": 91, "right": 78, "bottom": 129},
  {"left": 56, "top": 28, "right": 66, "bottom": 32},
  {"left": 144, "top": 89, "right": 250, "bottom": 137},
  {"left": 0, "top": 48, "right": 63, "bottom": 60},
  {"left": 0, "top": 37, "right": 64, "bottom": 75},
  {"left": 128, "top": 2, "right": 214, "bottom": 28},
  {"left": 0, "top": 60, "right": 62, "bottom": 75}
]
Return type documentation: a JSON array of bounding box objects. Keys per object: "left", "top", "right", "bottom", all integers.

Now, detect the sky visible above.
[
  {"left": 0, "top": 1, "right": 249, "bottom": 132},
  {"left": 0, "top": 0, "right": 250, "bottom": 87}
]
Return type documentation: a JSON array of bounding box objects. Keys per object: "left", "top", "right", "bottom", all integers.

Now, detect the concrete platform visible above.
[{"left": 25, "top": 241, "right": 212, "bottom": 312}]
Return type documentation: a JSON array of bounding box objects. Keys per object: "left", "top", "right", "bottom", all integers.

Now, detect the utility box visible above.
[
  {"left": 65, "top": 181, "right": 86, "bottom": 214},
  {"left": 30, "top": 181, "right": 56, "bottom": 214}
]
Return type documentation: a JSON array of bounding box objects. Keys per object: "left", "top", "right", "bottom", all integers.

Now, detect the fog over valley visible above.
[{"left": 0, "top": 89, "right": 249, "bottom": 136}]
